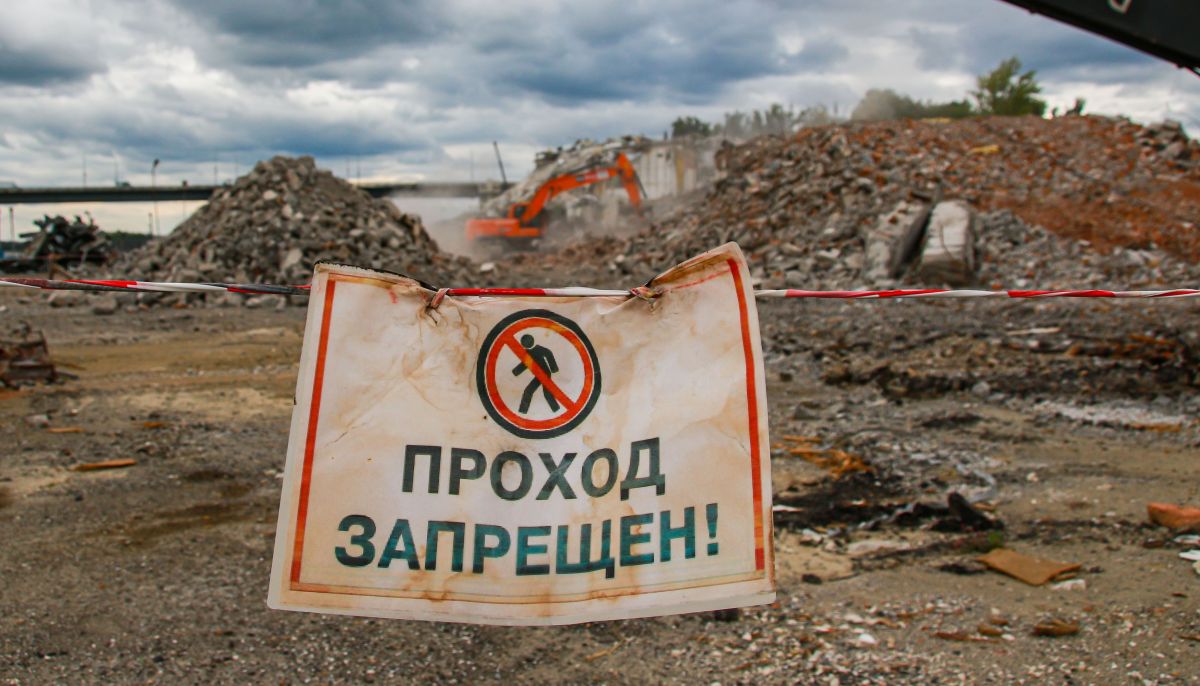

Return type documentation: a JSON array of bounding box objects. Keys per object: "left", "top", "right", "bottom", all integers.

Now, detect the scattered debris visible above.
[
  {"left": 934, "top": 630, "right": 992, "bottom": 643},
  {"left": 847, "top": 539, "right": 911, "bottom": 557},
  {"left": 71, "top": 459, "right": 137, "bottom": 472},
  {"left": 779, "top": 435, "right": 872, "bottom": 478},
  {"left": 978, "top": 548, "right": 1081, "bottom": 586},
  {"left": 889, "top": 493, "right": 1003, "bottom": 532},
  {"left": 583, "top": 640, "right": 629, "bottom": 662},
  {"left": 1147, "top": 502, "right": 1200, "bottom": 531},
  {"left": 976, "top": 624, "right": 1004, "bottom": 638},
  {"left": 1040, "top": 402, "right": 1193, "bottom": 432},
  {"left": 1031, "top": 619, "right": 1080, "bottom": 638},
  {"left": 1050, "top": 578, "right": 1087, "bottom": 592},
  {"left": 23, "top": 413, "right": 50, "bottom": 428},
  {"left": 1, "top": 325, "right": 57, "bottom": 387},
  {"left": 936, "top": 559, "right": 988, "bottom": 575},
  {"left": 918, "top": 412, "right": 982, "bottom": 430},
  {"left": 937, "top": 493, "right": 1002, "bottom": 532},
  {"left": 851, "top": 631, "right": 878, "bottom": 647}
]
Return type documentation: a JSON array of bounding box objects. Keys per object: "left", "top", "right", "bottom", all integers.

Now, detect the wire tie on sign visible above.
[
  {"left": 629, "top": 285, "right": 660, "bottom": 302},
  {"left": 427, "top": 287, "right": 450, "bottom": 310}
]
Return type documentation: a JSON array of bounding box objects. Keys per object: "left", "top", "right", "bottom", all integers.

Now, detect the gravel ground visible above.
[{"left": 3, "top": 277, "right": 1199, "bottom": 684}]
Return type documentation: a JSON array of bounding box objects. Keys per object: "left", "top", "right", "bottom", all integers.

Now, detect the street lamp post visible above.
[{"left": 151, "top": 158, "right": 160, "bottom": 237}]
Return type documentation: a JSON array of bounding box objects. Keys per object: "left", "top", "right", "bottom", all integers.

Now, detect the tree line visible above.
[{"left": 672, "top": 57, "right": 1062, "bottom": 139}]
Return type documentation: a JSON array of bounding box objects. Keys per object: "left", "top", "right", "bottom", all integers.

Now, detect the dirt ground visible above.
[{"left": 2, "top": 272, "right": 1200, "bottom": 684}]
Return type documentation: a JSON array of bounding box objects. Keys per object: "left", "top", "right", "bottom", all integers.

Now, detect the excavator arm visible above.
[
  {"left": 468, "top": 152, "right": 644, "bottom": 244},
  {"left": 513, "top": 153, "right": 643, "bottom": 223}
]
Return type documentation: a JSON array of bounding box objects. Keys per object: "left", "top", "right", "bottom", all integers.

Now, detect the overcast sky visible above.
[{"left": 1, "top": 0, "right": 1196, "bottom": 235}]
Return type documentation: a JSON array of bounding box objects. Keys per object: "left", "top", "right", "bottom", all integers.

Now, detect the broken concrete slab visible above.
[
  {"left": 860, "top": 201, "right": 931, "bottom": 284},
  {"left": 914, "top": 200, "right": 977, "bottom": 286}
]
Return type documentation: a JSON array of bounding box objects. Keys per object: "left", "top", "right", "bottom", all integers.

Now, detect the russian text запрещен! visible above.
[
  {"left": 399, "top": 438, "right": 666, "bottom": 501},
  {"left": 332, "top": 504, "right": 720, "bottom": 579}
]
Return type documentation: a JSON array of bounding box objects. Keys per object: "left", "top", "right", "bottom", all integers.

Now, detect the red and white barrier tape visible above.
[
  {"left": 0, "top": 277, "right": 309, "bottom": 297},
  {"left": 1, "top": 277, "right": 1198, "bottom": 300},
  {"left": 754, "top": 288, "right": 1200, "bottom": 299}
]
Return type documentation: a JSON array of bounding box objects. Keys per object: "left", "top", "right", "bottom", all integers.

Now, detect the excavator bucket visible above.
[{"left": 465, "top": 217, "right": 542, "bottom": 241}]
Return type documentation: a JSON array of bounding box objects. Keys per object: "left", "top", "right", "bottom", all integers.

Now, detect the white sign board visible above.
[{"left": 269, "top": 243, "right": 775, "bottom": 625}]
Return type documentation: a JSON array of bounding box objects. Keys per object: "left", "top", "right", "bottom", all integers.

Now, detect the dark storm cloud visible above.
[
  {"left": 500, "top": 38, "right": 788, "bottom": 104},
  {"left": 169, "top": 0, "right": 805, "bottom": 106},
  {"left": 230, "top": 119, "right": 436, "bottom": 159},
  {"left": 0, "top": 44, "right": 103, "bottom": 86},
  {"left": 441, "top": 2, "right": 802, "bottom": 105},
  {"left": 169, "top": 0, "right": 448, "bottom": 68},
  {"left": 1, "top": 90, "right": 438, "bottom": 168}
]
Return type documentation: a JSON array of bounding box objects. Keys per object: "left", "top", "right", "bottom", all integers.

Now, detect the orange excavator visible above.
[{"left": 466, "top": 152, "right": 644, "bottom": 248}]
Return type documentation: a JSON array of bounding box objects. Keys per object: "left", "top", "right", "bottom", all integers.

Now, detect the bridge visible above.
[{"left": 0, "top": 181, "right": 511, "bottom": 205}]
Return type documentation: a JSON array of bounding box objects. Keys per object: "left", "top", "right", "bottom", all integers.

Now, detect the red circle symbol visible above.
[{"left": 476, "top": 310, "right": 601, "bottom": 439}]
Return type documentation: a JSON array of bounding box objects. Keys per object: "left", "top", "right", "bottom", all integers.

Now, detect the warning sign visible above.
[{"left": 269, "top": 243, "right": 775, "bottom": 625}]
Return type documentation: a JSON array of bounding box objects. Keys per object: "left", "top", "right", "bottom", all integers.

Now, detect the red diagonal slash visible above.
[{"left": 499, "top": 332, "right": 579, "bottom": 413}]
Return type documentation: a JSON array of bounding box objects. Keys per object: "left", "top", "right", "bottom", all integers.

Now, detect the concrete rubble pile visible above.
[
  {"left": 116, "top": 156, "right": 472, "bottom": 305},
  {"left": 606, "top": 115, "right": 1200, "bottom": 290}
]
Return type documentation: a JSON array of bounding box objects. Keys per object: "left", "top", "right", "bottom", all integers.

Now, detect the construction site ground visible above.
[{"left": 3, "top": 270, "right": 1199, "bottom": 684}]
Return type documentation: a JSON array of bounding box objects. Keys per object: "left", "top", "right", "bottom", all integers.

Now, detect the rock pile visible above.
[
  {"left": 598, "top": 115, "right": 1199, "bottom": 289},
  {"left": 974, "top": 209, "right": 1200, "bottom": 289},
  {"left": 117, "top": 156, "right": 471, "bottom": 303}
]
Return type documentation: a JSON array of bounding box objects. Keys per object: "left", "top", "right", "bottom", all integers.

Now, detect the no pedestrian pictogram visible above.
[{"left": 476, "top": 309, "right": 601, "bottom": 439}]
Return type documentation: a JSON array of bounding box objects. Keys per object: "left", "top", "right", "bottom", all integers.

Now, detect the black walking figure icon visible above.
[{"left": 513, "top": 333, "right": 560, "bottom": 414}]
